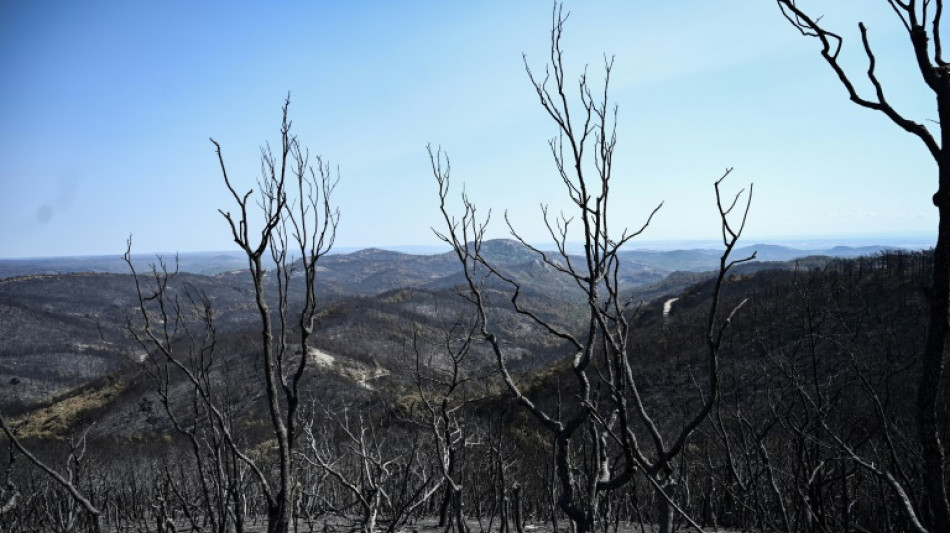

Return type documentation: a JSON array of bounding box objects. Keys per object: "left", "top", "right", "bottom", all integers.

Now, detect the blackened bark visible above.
[
  {"left": 776, "top": 2, "right": 950, "bottom": 530},
  {"left": 920, "top": 153, "right": 950, "bottom": 533}
]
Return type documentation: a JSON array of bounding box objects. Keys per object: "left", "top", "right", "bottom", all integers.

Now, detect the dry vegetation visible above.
[
  {"left": 8, "top": 380, "right": 127, "bottom": 440},
  {"left": 2, "top": 1, "right": 949, "bottom": 532}
]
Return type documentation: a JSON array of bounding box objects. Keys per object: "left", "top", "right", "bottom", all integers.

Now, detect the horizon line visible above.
[{"left": 0, "top": 232, "right": 937, "bottom": 261}]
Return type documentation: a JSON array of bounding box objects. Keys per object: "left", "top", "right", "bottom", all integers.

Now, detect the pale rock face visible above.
[
  {"left": 306, "top": 347, "right": 388, "bottom": 390},
  {"left": 663, "top": 297, "right": 679, "bottom": 319},
  {"left": 308, "top": 348, "right": 336, "bottom": 367}
]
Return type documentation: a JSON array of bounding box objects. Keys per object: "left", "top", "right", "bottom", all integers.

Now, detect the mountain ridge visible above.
[{"left": 0, "top": 239, "right": 913, "bottom": 279}]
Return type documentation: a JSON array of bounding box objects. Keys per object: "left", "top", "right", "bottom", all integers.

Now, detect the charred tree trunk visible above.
[
  {"left": 776, "top": 2, "right": 950, "bottom": 530},
  {"left": 920, "top": 149, "right": 950, "bottom": 533}
]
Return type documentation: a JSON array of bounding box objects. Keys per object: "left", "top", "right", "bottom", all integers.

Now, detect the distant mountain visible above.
[
  {"left": 0, "top": 238, "right": 916, "bottom": 410},
  {"left": 0, "top": 235, "right": 930, "bottom": 445},
  {"left": 0, "top": 251, "right": 251, "bottom": 278},
  {"left": 474, "top": 239, "right": 544, "bottom": 265},
  {"left": 314, "top": 248, "right": 460, "bottom": 296},
  {"left": 619, "top": 243, "right": 900, "bottom": 273},
  {"left": 0, "top": 241, "right": 908, "bottom": 280}
]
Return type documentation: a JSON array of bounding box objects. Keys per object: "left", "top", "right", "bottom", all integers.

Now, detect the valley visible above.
[
  {"left": 0, "top": 239, "right": 881, "bottom": 415},
  {"left": 0, "top": 239, "right": 936, "bottom": 533}
]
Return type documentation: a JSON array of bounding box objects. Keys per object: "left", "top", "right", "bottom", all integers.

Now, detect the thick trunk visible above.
[
  {"left": 655, "top": 479, "right": 675, "bottom": 533},
  {"left": 441, "top": 487, "right": 468, "bottom": 533},
  {"left": 445, "top": 488, "right": 468, "bottom": 533},
  {"left": 365, "top": 511, "right": 377, "bottom": 533},
  {"left": 512, "top": 482, "right": 525, "bottom": 533},
  {"left": 363, "top": 498, "right": 379, "bottom": 533},
  {"left": 438, "top": 486, "right": 452, "bottom": 527},
  {"left": 453, "top": 490, "right": 469, "bottom": 533},
  {"left": 555, "top": 433, "right": 595, "bottom": 533},
  {"left": 254, "top": 260, "right": 295, "bottom": 533},
  {"left": 266, "top": 498, "right": 293, "bottom": 533},
  {"left": 920, "top": 162, "right": 950, "bottom": 533},
  {"left": 571, "top": 515, "right": 593, "bottom": 533}
]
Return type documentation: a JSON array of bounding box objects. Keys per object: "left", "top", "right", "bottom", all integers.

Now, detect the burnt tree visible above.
[
  {"left": 777, "top": 1, "right": 950, "bottom": 530},
  {"left": 431, "top": 5, "right": 754, "bottom": 533}
]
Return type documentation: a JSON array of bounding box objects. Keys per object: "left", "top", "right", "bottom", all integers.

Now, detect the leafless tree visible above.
[
  {"left": 0, "top": 444, "right": 18, "bottom": 517},
  {"left": 411, "top": 317, "right": 484, "bottom": 533},
  {"left": 431, "top": 5, "right": 753, "bottom": 533},
  {"left": 300, "top": 405, "right": 442, "bottom": 533},
  {"left": 123, "top": 257, "right": 255, "bottom": 532},
  {"left": 127, "top": 95, "right": 339, "bottom": 533},
  {"left": 0, "top": 420, "right": 102, "bottom": 532},
  {"left": 776, "top": 1, "right": 950, "bottom": 530}
]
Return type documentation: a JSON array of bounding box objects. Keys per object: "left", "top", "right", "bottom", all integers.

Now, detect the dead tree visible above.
[
  {"left": 776, "top": 2, "right": 950, "bottom": 530},
  {"left": 431, "top": 5, "right": 753, "bottom": 533},
  {"left": 214, "top": 94, "right": 339, "bottom": 533},
  {"left": 128, "top": 95, "right": 339, "bottom": 533},
  {"left": 411, "top": 324, "right": 478, "bottom": 533},
  {"left": 0, "top": 444, "right": 18, "bottom": 518},
  {"left": 123, "top": 258, "right": 253, "bottom": 533},
  {"left": 300, "top": 406, "right": 442, "bottom": 533},
  {"left": 0, "top": 419, "right": 102, "bottom": 533}
]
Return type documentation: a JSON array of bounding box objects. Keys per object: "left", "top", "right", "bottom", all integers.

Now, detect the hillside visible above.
[
  {"left": 0, "top": 243, "right": 940, "bottom": 533},
  {"left": 0, "top": 241, "right": 919, "bottom": 413}
]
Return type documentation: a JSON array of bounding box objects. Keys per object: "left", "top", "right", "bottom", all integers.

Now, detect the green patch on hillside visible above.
[{"left": 9, "top": 379, "right": 127, "bottom": 439}]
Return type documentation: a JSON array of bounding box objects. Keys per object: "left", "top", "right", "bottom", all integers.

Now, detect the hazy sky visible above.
[{"left": 0, "top": 1, "right": 939, "bottom": 258}]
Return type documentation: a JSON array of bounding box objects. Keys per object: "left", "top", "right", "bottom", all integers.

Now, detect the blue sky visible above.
[{"left": 0, "top": 1, "right": 938, "bottom": 258}]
